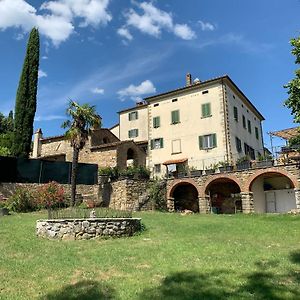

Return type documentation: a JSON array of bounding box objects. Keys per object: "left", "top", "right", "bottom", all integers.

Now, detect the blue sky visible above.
[{"left": 0, "top": 0, "right": 299, "bottom": 148}]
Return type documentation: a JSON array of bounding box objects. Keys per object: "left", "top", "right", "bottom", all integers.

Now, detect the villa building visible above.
[{"left": 115, "top": 74, "right": 265, "bottom": 177}]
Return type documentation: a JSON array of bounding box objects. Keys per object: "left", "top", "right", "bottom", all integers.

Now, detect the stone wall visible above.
[
  {"left": 36, "top": 218, "right": 141, "bottom": 240},
  {"left": 108, "top": 179, "right": 152, "bottom": 211}
]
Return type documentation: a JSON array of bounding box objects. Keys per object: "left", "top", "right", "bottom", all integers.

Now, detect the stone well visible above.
[{"left": 36, "top": 218, "right": 141, "bottom": 240}]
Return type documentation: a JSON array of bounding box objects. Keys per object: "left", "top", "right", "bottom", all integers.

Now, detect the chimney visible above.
[
  {"left": 32, "top": 128, "right": 43, "bottom": 158},
  {"left": 186, "top": 73, "right": 192, "bottom": 86}
]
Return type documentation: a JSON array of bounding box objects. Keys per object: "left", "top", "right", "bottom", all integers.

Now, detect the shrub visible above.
[
  {"left": 98, "top": 166, "right": 119, "bottom": 179},
  {"left": 35, "top": 181, "right": 66, "bottom": 209},
  {"left": 7, "top": 187, "right": 36, "bottom": 212},
  {"left": 148, "top": 179, "right": 167, "bottom": 211}
]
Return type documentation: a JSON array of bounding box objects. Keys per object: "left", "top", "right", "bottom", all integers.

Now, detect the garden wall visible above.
[{"left": 36, "top": 218, "right": 141, "bottom": 240}]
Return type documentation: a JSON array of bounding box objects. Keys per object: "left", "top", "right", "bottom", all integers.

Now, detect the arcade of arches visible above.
[{"left": 166, "top": 166, "right": 300, "bottom": 214}]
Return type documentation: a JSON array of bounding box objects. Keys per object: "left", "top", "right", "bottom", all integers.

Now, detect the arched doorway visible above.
[
  {"left": 205, "top": 178, "right": 242, "bottom": 214},
  {"left": 171, "top": 183, "right": 199, "bottom": 212},
  {"left": 249, "top": 172, "right": 296, "bottom": 213},
  {"left": 126, "top": 148, "right": 136, "bottom": 167}
]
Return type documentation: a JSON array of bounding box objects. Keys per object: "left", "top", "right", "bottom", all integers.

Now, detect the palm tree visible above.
[{"left": 62, "top": 100, "right": 101, "bottom": 206}]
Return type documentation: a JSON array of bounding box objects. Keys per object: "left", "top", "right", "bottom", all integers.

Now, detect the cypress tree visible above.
[{"left": 12, "top": 28, "right": 40, "bottom": 158}]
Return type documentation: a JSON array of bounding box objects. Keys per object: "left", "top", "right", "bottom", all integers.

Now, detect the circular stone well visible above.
[{"left": 36, "top": 218, "right": 142, "bottom": 240}]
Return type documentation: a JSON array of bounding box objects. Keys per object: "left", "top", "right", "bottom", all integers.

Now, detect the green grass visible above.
[{"left": 1, "top": 212, "right": 300, "bottom": 299}]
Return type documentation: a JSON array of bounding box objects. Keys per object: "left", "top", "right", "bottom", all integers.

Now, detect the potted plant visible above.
[
  {"left": 189, "top": 166, "right": 202, "bottom": 177},
  {"left": 236, "top": 156, "right": 251, "bottom": 170},
  {"left": 204, "top": 164, "right": 217, "bottom": 175},
  {"left": 255, "top": 154, "right": 273, "bottom": 168},
  {"left": 218, "top": 161, "right": 233, "bottom": 172},
  {"left": 177, "top": 164, "right": 188, "bottom": 178}
]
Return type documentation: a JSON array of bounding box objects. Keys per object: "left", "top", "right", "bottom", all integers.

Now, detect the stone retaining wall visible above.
[{"left": 36, "top": 218, "right": 141, "bottom": 240}]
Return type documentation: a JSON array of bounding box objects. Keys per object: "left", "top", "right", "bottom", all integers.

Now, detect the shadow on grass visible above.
[
  {"left": 43, "top": 280, "right": 116, "bottom": 300},
  {"left": 290, "top": 250, "right": 300, "bottom": 264},
  {"left": 139, "top": 270, "right": 232, "bottom": 300},
  {"left": 139, "top": 266, "right": 300, "bottom": 300}
]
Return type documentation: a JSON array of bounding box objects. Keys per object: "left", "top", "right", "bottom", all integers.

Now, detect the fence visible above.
[{"left": 0, "top": 156, "right": 98, "bottom": 185}]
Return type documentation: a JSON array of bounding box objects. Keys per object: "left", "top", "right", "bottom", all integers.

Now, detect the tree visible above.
[
  {"left": 12, "top": 28, "right": 39, "bottom": 158},
  {"left": 284, "top": 37, "right": 300, "bottom": 122},
  {"left": 0, "top": 111, "right": 14, "bottom": 156},
  {"left": 62, "top": 100, "right": 101, "bottom": 206}
]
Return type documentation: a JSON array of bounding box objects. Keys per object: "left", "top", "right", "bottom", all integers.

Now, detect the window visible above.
[
  {"left": 199, "top": 134, "right": 217, "bottom": 150},
  {"left": 172, "top": 139, "right": 181, "bottom": 154},
  {"left": 128, "top": 111, "right": 138, "bottom": 121},
  {"left": 244, "top": 143, "right": 255, "bottom": 160},
  {"left": 153, "top": 116, "right": 160, "bottom": 128},
  {"left": 171, "top": 110, "right": 180, "bottom": 124},
  {"left": 202, "top": 90, "right": 209, "bottom": 94},
  {"left": 248, "top": 120, "right": 252, "bottom": 134},
  {"left": 154, "top": 103, "right": 159, "bottom": 107},
  {"left": 172, "top": 98, "right": 178, "bottom": 102},
  {"left": 233, "top": 106, "right": 238, "bottom": 122},
  {"left": 201, "top": 103, "right": 211, "bottom": 118},
  {"left": 255, "top": 127, "right": 259, "bottom": 139},
  {"left": 154, "top": 164, "right": 161, "bottom": 173},
  {"left": 128, "top": 129, "right": 138, "bottom": 138},
  {"left": 235, "top": 137, "right": 242, "bottom": 153},
  {"left": 242, "top": 115, "right": 246, "bottom": 129},
  {"left": 150, "top": 138, "right": 164, "bottom": 149},
  {"left": 233, "top": 95, "right": 236, "bottom": 99}
]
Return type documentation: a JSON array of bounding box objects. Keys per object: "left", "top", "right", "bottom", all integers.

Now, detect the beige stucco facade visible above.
[{"left": 118, "top": 75, "right": 265, "bottom": 177}]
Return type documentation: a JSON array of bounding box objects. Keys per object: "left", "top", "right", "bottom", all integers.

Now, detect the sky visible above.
[{"left": 0, "top": 0, "right": 300, "bottom": 149}]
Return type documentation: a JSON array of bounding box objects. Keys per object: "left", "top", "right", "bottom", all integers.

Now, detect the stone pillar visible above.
[
  {"left": 240, "top": 192, "right": 254, "bottom": 214},
  {"left": 167, "top": 197, "right": 175, "bottom": 212},
  {"left": 198, "top": 196, "right": 209, "bottom": 214},
  {"left": 294, "top": 189, "right": 300, "bottom": 211},
  {"left": 32, "top": 128, "right": 43, "bottom": 158}
]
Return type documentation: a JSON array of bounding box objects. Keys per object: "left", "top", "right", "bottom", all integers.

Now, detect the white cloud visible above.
[
  {"left": 120, "top": 2, "right": 196, "bottom": 41},
  {"left": 0, "top": 0, "right": 112, "bottom": 46},
  {"left": 117, "top": 80, "right": 156, "bottom": 101},
  {"left": 35, "top": 115, "right": 65, "bottom": 121},
  {"left": 91, "top": 87, "right": 104, "bottom": 94},
  {"left": 42, "top": 56, "right": 48, "bottom": 60},
  {"left": 38, "top": 69, "right": 48, "bottom": 78},
  {"left": 117, "top": 27, "right": 133, "bottom": 41},
  {"left": 198, "top": 20, "right": 215, "bottom": 31},
  {"left": 174, "top": 24, "right": 196, "bottom": 40}
]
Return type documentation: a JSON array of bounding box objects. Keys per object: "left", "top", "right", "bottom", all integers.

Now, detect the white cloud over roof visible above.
[{"left": 117, "top": 80, "right": 156, "bottom": 102}]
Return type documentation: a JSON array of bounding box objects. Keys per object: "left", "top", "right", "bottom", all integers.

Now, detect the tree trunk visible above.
[{"left": 71, "top": 146, "right": 79, "bottom": 206}]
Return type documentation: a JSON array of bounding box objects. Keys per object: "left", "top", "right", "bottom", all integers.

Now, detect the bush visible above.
[
  {"left": 98, "top": 166, "right": 119, "bottom": 179},
  {"left": 7, "top": 187, "right": 36, "bottom": 212},
  {"left": 35, "top": 181, "right": 66, "bottom": 209},
  {"left": 7, "top": 182, "right": 66, "bottom": 212},
  {"left": 148, "top": 179, "right": 167, "bottom": 211}
]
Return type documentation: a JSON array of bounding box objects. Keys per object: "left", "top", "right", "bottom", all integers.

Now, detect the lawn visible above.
[{"left": 1, "top": 212, "right": 300, "bottom": 299}]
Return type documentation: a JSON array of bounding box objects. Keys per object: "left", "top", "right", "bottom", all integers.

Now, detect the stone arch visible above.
[
  {"left": 203, "top": 175, "right": 243, "bottom": 214},
  {"left": 246, "top": 169, "right": 298, "bottom": 192},
  {"left": 167, "top": 178, "right": 201, "bottom": 199},
  {"left": 168, "top": 179, "right": 201, "bottom": 212},
  {"left": 201, "top": 174, "right": 242, "bottom": 197}
]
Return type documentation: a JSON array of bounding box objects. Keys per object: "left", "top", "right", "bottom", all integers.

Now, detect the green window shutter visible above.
[
  {"left": 248, "top": 120, "right": 251, "bottom": 133},
  {"left": 255, "top": 127, "right": 259, "bottom": 139},
  {"left": 242, "top": 115, "right": 246, "bottom": 128},
  {"left": 150, "top": 140, "right": 154, "bottom": 150},
  {"left": 135, "top": 129, "right": 138, "bottom": 137},
  {"left": 128, "top": 130, "right": 131, "bottom": 138},
  {"left": 160, "top": 138, "right": 164, "bottom": 148},
  {"left": 199, "top": 136, "right": 204, "bottom": 149},
  {"left": 171, "top": 110, "right": 179, "bottom": 124},
  {"left": 212, "top": 134, "right": 217, "bottom": 147},
  {"left": 234, "top": 106, "right": 238, "bottom": 121},
  {"left": 153, "top": 116, "right": 160, "bottom": 128},
  {"left": 135, "top": 111, "right": 138, "bottom": 120},
  {"left": 202, "top": 103, "right": 211, "bottom": 118},
  {"left": 128, "top": 113, "right": 132, "bottom": 121}
]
